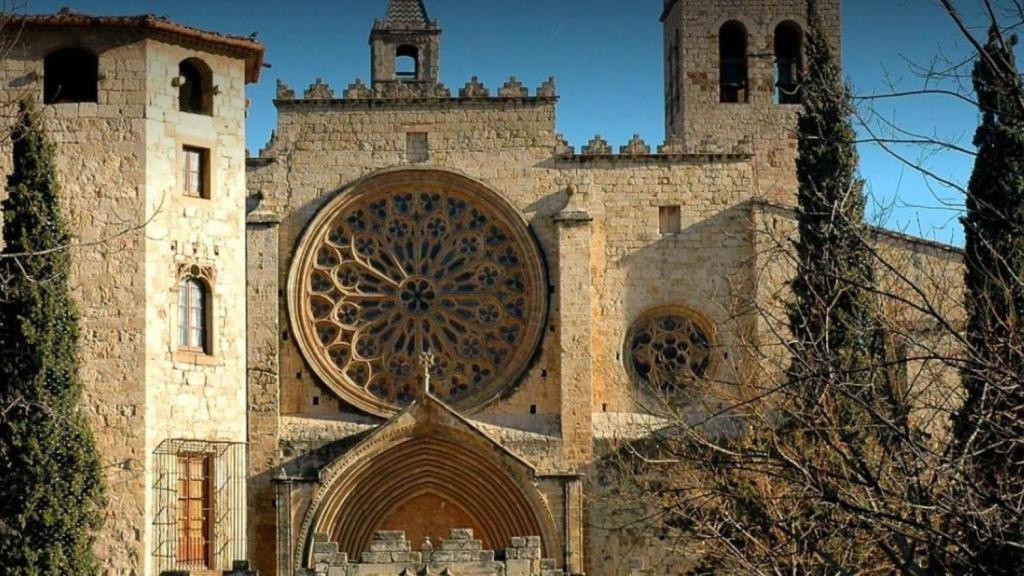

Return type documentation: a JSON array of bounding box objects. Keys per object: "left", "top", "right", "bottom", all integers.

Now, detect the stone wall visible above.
[{"left": 0, "top": 26, "right": 253, "bottom": 575}]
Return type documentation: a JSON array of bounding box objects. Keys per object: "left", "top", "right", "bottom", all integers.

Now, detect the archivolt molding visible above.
[
  {"left": 287, "top": 168, "right": 548, "bottom": 417},
  {"left": 294, "top": 396, "right": 560, "bottom": 569}
]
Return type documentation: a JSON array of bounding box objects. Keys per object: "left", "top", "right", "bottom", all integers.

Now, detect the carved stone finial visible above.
[
  {"left": 459, "top": 76, "right": 490, "bottom": 98},
  {"left": 537, "top": 76, "right": 557, "bottom": 98},
  {"left": 276, "top": 79, "right": 296, "bottom": 100},
  {"left": 498, "top": 76, "right": 528, "bottom": 98},
  {"left": 419, "top": 351, "right": 436, "bottom": 396},
  {"left": 304, "top": 78, "right": 335, "bottom": 100},
  {"left": 554, "top": 133, "right": 574, "bottom": 156},
  {"left": 620, "top": 134, "right": 651, "bottom": 155},
  {"left": 657, "top": 138, "right": 687, "bottom": 155},
  {"left": 344, "top": 79, "right": 373, "bottom": 99},
  {"left": 582, "top": 135, "right": 613, "bottom": 156},
  {"left": 421, "top": 536, "right": 433, "bottom": 550}
]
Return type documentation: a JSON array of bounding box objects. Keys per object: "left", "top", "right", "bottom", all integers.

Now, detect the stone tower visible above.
[
  {"left": 661, "top": 0, "right": 841, "bottom": 200},
  {"left": 370, "top": 0, "right": 441, "bottom": 87},
  {"left": 0, "top": 11, "right": 262, "bottom": 575}
]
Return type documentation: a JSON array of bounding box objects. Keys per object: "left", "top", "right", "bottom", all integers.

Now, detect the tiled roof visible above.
[
  {"left": 382, "top": 0, "right": 431, "bottom": 28},
  {"left": 8, "top": 8, "right": 265, "bottom": 82}
]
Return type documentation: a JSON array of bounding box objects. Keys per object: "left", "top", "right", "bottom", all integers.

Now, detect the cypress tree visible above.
[
  {"left": 0, "top": 101, "right": 106, "bottom": 574},
  {"left": 954, "top": 28, "right": 1024, "bottom": 574}
]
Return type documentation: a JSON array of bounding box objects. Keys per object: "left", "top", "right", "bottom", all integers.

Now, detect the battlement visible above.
[
  {"left": 555, "top": 134, "right": 754, "bottom": 162},
  {"left": 274, "top": 76, "right": 558, "bottom": 105}
]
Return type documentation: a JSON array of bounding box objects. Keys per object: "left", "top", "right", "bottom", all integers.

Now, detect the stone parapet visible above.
[{"left": 284, "top": 529, "right": 561, "bottom": 576}]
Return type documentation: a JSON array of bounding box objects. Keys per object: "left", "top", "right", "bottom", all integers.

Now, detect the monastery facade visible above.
[{"left": 0, "top": 1, "right": 962, "bottom": 575}]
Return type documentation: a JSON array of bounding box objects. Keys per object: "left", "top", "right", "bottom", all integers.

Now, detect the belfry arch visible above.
[{"left": 295, "top": 396, "right": 561, "bottom": 570}]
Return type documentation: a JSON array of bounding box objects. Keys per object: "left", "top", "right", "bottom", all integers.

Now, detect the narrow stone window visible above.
[
  {"left": 659, "top": 206, "right": 681, "bottom": 235},
  {"left": 774, "top": 21, "right": 804, "bottom": 104},
  {"left": 395, "top": 44, "right": 420, "bottom": 80},
  {"left": 43, "top": 48, "right": 98, "bottom": 104},
  {"left": 178, "top": 58, "right": 214, "bottom": 115},
  {"left": 176, "top": 454, "right": 213, "bottom": 567},
  {"left": 719, "top": 21, "right": 748, "bottom": 103},
  {"left": 182, "top": 146, "right": 210, "bottom": 199},
  {"left": 406, "top": 132, "right": 429, "bottom": 163},
  {"left": 178, "top": 276, "right": 210, "bottom": 353}
]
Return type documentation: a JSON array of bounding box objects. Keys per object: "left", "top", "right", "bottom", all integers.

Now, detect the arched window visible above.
[
  {"left": 178, "top": 276, "right": 210, "bottom": 353},
  {"left": 775, "top": 21, "right": 804, "bottom": 104},
  {"left": 719, "top": 21, "right": 748, "bottom": 103},
  {"left": 395, "top": 45, "right": 419, "bottom": 80},
  {"left": 178, "top": 58, "right": 213, "bottom": 115},
  {"left": 43, "top": 48, "right": 98, "bottom": 104}
]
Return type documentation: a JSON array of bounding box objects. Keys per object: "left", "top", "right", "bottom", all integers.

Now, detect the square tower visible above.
[{"left": 662, "top": 0, "right": 841, "bottom": 199}]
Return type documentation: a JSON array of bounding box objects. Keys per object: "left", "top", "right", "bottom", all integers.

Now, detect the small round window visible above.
[{"left": 626, "top": 307, "right": 715, "bottom": 396}]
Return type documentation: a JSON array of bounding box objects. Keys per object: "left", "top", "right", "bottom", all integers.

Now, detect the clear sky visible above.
[{"left": 24, "top": 0, "right": 1024, "bottom": 245}]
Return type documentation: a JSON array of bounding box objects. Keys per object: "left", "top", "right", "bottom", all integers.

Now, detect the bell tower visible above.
[
  {"left": 660, "top": 0, "right": 841, "bottom": 199},
  {"left": 370, "top": 0, "right": 441, "bottom": 87}
]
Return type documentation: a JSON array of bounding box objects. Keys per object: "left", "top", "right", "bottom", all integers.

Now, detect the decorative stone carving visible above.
[
  {"left": 657, "top": 138, "right": 687, "bottom": 154},
  {"left": 276, "top": 79, "right": 296, "bottom": 100},
  {"left": 304, "top": 78, "right": 335, "bottom": 100},
  {"left": 626, "top": 307, "right": 716, "bottom": 398},
  {"left": 536, "top": 76, "right": 557, "bottom": 98},
  {"left": 498, "top": 76, "right": 528, "bottom": 98},
  {"left": 288, "top": 171, "right": 548, "bottom": 416},
  {"left": 620, "top": 134, "right": 651, "bottom": 155},
  {"left": 581, "top": 135, "right": 612, "bottom": 156},
  {"left": 344, "top": 78, "right": 373, "bottom": 99},
  {"left": 459, "top": 76, "right": 490, "bottom": 98}
]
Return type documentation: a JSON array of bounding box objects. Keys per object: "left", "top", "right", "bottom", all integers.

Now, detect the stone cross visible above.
[{"left": 419, "top": 351, "right": 436, "bottom": 396}]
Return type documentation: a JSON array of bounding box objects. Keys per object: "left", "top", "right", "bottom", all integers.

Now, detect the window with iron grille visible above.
[{"left": 153, "top": 440, "right": 246, "bottom": 574}]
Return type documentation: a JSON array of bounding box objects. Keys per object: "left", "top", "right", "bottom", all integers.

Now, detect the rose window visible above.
[
  {"left": 289, "top": 171, "right": 547, "bottom": 416},
  {"left": 627, "top": 308, "right": 715, "bottom": 396}
]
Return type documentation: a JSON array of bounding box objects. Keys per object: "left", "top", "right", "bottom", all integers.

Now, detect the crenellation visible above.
[
  {"left": 581, "top": 135, "right": 613, "bottom": 155},
  {"left": 277, "top": 79, "right": 296, "bottom": 100},
  {"left": 499, "top": 76, "right": 529, "bottom": 98},
  {"left": 304, "top": 77, "right": 335, "bottom": 99}
]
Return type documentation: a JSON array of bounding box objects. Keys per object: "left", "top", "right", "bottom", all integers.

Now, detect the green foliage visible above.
[
  {"left": 955, "top": 27, "right": 1024, "bottom": 575},
  {"left": 0, "top": 101, "right": 106, "bottom": 575}
]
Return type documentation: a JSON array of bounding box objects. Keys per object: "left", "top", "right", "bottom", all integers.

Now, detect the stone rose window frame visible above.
[
  {"left": 624, "top": 305, "right": 719, "bottom": 406},
  {"left": 287, "top": 168, "right": 549, "bottom": 417}
]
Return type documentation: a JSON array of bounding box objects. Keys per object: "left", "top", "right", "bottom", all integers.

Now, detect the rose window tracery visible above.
[
  {"left": 627, "top": 308, "right": 715, "bottom": 396},
  {"left": 289, "top": 171, "right": 547, "bottom": 416}
]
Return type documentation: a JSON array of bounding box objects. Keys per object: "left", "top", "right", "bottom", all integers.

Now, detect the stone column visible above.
[{"left": 554, "top": 193, "right": 595, "bottom": 467}]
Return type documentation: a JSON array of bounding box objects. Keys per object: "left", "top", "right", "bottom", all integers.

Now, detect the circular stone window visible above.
[
  {"left": 626, "top": 307, "right": 716, "bottom": 397},
  {"left": 288, "top": 170, "right": 548, "bottom": 417}
]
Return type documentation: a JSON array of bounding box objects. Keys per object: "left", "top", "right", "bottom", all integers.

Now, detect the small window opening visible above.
[
  {"left": 43, "top": 48, "right": 98, "bottom": 104},
  {"left": 395, "top": 45, "right": 419, "bottom": 80},
  {"left": 529, "top": 404, "right": 537, "bottom": 415},
  {"left": 719, "top": 21, "right": 748, "bottom": 103},
  {"left": 312, "top": 396, "right": 320, "bottom": 406},
  {"left": 178, "top": 277, "right": 211, "bottom": 354},
  {"left": 182, "top": 146, "right": 210, "bottom": 199},
  {"left": 602, "top": 403, "right": 608, "bottom": 413},
  {"left": 774, "top": 21, "right": 804, "bottom": 104},
  {"left": 176, "top": 454, "right": 213, "bottom": 567},
  {"left": 406, "top": 132, "right": 429, "bottom": 163},
  {"left": 659, "top": 206, "right": 682, "bottom": 235},
  {"left": 179, "top": 58, "right": 214, "bottom": 115}
]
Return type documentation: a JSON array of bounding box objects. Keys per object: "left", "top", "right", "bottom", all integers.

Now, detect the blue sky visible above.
[{"left": 28, "top": 0, "right": 1024, "bottom": 245}]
